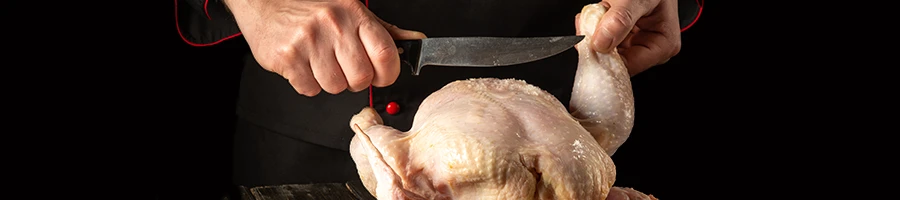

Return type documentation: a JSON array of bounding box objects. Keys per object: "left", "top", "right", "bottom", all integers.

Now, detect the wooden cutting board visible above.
[{"left": 229, "top": 180, "right": 376, "bottom": 200}]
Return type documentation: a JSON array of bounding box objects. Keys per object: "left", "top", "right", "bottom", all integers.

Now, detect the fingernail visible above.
[{"left": 413, "top": 31, "right": 427, "bottom": 39}]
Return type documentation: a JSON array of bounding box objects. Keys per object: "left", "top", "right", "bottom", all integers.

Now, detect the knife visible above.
[{"left": 394, "top": 36, "right": 585, "bottom": 76}]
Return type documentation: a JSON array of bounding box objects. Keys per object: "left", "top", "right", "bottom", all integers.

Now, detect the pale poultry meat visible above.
[{"left": 348, "top": 3, "right": 656, "bottom": 200}]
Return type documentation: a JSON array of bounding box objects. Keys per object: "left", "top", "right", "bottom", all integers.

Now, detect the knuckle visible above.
[
  {"left": 323, "top": 81, "right": 348, "bottom": 94},
  {"left": 273, "top": 46, "right": 298, "bottom": 61},
  {"left": 294, "top": 25, "right": 317, "bottom": 44},
  {"left": 301, "top": 87, "right": 322, "bottom": 97},
  {"left": 370, "top": 44, "right": 398, "bottom": 65},
  {"left": 371, "top": 68, "right": 398, "bottom": 87},
  {"left": 316, "top": 6, "right": 344, "bottom": 35},
  {"left": 288, "top": 77, "right": 318, "bottom": 96},
  {"left": 257, "top": 58, "right": 279, "bottom": 74},
  {"left": 267, "top": 47, "right": 298, "bottom": 75},
  {"left": 347, "top": 86, "right": 365, "bottom": 93},
  {"left": 278, "top": 65, "right": 295, "bottom": 80},
  {"left": 612, "top": 9, "right": 635, "bottom": 28},
  {"left": 302, "top": 87, "right": 322, "bottom": 97},
  {"left": 345, "top": 0, "right": 368, "bottom": 17},
  {"left": 670, "top": 40, "right": 682, "bottom": 57},
  {"left": 671, "top": 45, "right": 681, "bottom": 57},
  {"left": 347, "top": 71, "right": 374, "bottom": 91},
  {"left": 316, "top": 5, "right": 341, "bottom": 20}
]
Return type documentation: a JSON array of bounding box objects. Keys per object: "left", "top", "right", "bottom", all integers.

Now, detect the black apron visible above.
[{"left": 231, "top": 0, "right": 593, "bottom": 187}]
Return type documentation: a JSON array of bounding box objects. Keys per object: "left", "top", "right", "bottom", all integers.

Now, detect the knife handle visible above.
[{"left": 395, "top": 40, "right": 423, "bottom": 76}]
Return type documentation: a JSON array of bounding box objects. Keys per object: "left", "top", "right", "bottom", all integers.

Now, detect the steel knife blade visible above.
[{"left": 395, "top": 36, "right": 585, "bottom": 76}]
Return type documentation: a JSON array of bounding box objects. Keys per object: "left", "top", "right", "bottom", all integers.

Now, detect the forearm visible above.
[{"left": 175, "top": 0, "right": 242, "bottom": 46}]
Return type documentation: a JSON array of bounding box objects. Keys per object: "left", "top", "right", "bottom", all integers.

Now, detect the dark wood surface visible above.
[{"left": 229, "top": 181, "right": 376, "bottom": 200}]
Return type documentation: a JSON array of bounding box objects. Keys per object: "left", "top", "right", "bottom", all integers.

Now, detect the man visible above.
[{"left": 175, "top": 0, "right": 701, "bottom": 188}]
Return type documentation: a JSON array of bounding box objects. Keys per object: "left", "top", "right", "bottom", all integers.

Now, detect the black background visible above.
[
  {"left": 153, "top": 1, "right": 743, "bottom": 199},
  {"left": 12, "top": 0, "right": 863, "bottom": 198}
]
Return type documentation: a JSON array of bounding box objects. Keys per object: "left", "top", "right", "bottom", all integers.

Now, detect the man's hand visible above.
[
  {"left": 224, "top": 0, "right": 426, "bottom": 96},
  {"left": 581, "top": 0, "right": 682, "bottom": 76}
]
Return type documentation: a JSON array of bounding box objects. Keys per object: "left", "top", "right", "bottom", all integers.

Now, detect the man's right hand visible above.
[{"left": 224, "top": 0, "right": 427, "bottom": 96}]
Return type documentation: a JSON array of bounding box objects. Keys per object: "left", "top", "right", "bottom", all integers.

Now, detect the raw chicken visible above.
[{"left": 348, "top": 3, "right": 655, "bottom": 200}]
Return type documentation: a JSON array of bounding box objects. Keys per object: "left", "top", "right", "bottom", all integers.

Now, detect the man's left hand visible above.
[{"left": 584, "top": 0, "right": 682, "bottom": 76}]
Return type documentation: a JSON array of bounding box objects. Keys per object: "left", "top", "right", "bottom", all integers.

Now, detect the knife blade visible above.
[{"left": 395, "top": 36, "right": 585, "bottom": 76}]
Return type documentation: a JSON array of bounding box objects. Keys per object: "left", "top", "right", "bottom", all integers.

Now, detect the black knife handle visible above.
[{"left": 395, "top": 40, "right": 423, "bottom": 76}]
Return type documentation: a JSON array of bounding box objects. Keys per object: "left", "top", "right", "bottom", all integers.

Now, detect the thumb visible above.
[
  {"left": 592, "top": 3, "right": 644, "bottom": 53},
  {"left": 377, "top": 18, "right": 427, "bottom": 40}
]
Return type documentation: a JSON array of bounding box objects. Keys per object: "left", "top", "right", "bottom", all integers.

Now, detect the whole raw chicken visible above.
[{"left": 348, "top": 4, "right": 656, "bottom": 200}]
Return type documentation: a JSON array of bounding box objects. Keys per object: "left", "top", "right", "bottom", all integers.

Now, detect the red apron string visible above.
[
  {"left": 366, "top": 0, "right": 374, "bottom": 108},
  {"left": 681, "top": 0, "right": 703, "bottom": 32}
]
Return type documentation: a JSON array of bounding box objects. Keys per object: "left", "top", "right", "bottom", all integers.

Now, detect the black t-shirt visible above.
[{"left": 175, "top": 0, "right": 703, "bottom": 151}]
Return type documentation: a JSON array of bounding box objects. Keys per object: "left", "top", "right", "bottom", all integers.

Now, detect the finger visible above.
[
  {"left": 619, "top": 26, "right": 640, "bottom": 48},
  {"left": 310, "top": 45, "right": 349, "bottom": 94},
  {"left": 592, "top": 0, "right": 656, "bottom": 53},
  {"left": 336, "top": 36, "right": 375, "bottom": 92},
  {"left": 283, "top": 58, "right": 322, "bottom": 97},
  {"left": 376, "top": 17, "right": 427, "bottom": 40},
  {"left": 271, "top": 45, "right": 322, "bottom": 96},
  {"left": 634, "top": 0, "right": 680, "bottom": 34},
  {"left": 633, "top": 0, "right": 681, "bottom": 56},
  {"left": 359, "top": 20, "right": 401, "bottom": 87},
  {"left": 621, "top": 31, "right": 675, "bottom": 76}
]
